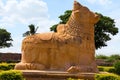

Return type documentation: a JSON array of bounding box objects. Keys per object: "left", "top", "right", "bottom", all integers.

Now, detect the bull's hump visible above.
[{"left": 39, "top": 32, "right": 53, "bottom": 41}]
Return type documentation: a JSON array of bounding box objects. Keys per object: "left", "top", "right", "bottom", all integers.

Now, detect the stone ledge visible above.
[{"left": 21, "top": 70, "right": 95, "bottom": 80}]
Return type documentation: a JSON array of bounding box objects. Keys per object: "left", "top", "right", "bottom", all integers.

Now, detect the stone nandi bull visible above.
[{"left": 15, "top": 1, "right": 99, "bottom": 73}]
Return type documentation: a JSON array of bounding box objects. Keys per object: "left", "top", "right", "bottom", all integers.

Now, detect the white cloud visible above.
[
  {"left": 0, "top": 0, "right": 56, "bottom": 28},
  {"left": 0, "top": 0, "right": 58, "bottom": 31},
  {"left": 86, "top": 0, "right": 96, "bottom": 4},
  {"left": 0, "top": 0, "right": 57, "bottom": 53},
  {"left": 99, "top": 0, "right": 112, "bottom": 5},
  {"left": 86, "top": 0, "right": 112, "bottom": 5},
  {"left": 0, "top": 0, "right": 4, "bottom": 14}
]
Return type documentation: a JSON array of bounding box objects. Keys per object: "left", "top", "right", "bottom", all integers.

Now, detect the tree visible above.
[
  {"left": 96, "top": 54, "right": 108, "bottom": 59},
  {"left": 107, "top": 54, "right": 120, "bottom": 62},
  {"left": 23, "top": 24, "right": 39, "bottom": 37},
  {"left": 50, "top": 10, "right": 118, "bottom": 49},
  {"left": 0, "top": 28, "right": 13, "bottom": 48},
  {"left": 95, "top": 13, "right": 118, "bottom": 49},
  {"left": 96, "top": 54, "right": 120, "bottom": 62}
]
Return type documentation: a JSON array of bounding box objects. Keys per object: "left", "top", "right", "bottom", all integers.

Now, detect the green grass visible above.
[
  {"left": 95, "top": 73, "right": 120, "bottom": 80},
  {"left": 98, "top": 66, "right": 115, "bottom": 73}
]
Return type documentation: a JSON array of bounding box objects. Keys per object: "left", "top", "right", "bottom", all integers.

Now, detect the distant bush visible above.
[
  {"left": 0, "top": 70, "right": 24, "bottom": 80},
  {"left": 98, "top": 66, "right": 115, "bottom": 73},
  {"left": 67, "top": 78, "right": 80, "bottom": 80},
  {"left": 95, "top": 73, "right": 120, "bottom": 80},
  {"left": 6, "top": 60, "right": 20, "bottom": 63},
  {"left": 114, "top": 61, "right": 120, "bottom": 75},
  {"left": 109, "top": 54, "right": 120, "bottom": 61},
  {"left": 68, "top": 73, "right": 120, "bottom": 80},
  {"left": 0, "top": 60, "right": 20, "bottom": 63},
  {"left": 98, "top": 66, "right": 104, "bottom": 71},
  {"left": 96, "top": 55, "right": 108, "bottom": 59},
  {"left": 107, "top": 68, "right": 115, "bottom": 73},
  {"left": 104, "top": 55, "right": 120, "bottom": 63},
  {"left": 8, "top": 63, "right": 15, "bottom": 69},
  {"left": 96, "top": 54, "right": 120, "bottom": 61},
  {"left": 104, "top": 66, "right": 115, "bottom": 73},
  {"left": 0, "top": 63, "right": 15, "bottom": 70}
]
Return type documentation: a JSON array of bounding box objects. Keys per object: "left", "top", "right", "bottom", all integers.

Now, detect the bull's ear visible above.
[
  {"left": 90, "top": 13, "right": 100, "bottom": 24},
  {"left": 94, "top": 14, "right": 100, "bottom": 24}
]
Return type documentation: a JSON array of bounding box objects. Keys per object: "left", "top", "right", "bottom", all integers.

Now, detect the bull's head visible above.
[{"left": 72, "top": 1, "right": 99, "bottom": 24}]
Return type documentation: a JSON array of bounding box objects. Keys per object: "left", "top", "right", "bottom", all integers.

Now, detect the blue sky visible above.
[{"left": 0, "top": 0, "right": 120, "bottom": 55}]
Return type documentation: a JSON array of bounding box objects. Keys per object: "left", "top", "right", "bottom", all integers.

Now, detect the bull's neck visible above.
[
  {"left": 64, "top": 14, "right": 84, "bottom": 37},
  {"left": 64, "top": 14, "right": 94, "bottom": 37}
]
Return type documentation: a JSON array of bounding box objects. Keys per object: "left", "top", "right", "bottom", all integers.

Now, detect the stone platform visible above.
[{"left": 21, "top": 70, "right": 95, "bottom": 80}]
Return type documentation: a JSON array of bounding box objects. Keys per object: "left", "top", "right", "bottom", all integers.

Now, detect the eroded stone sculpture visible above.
[{"left": 15, "top": 1, "right": 99, "bottom": 73}]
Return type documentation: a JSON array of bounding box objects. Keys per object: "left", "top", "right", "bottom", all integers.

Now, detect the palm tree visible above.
[{"left": 23, "top": 24, "right": 39, "bottom": 37}]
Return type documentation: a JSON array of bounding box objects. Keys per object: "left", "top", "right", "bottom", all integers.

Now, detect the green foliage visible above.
[
  {"left": 0, "top": 28, "right": 13, "bottom": 48},
  {"left": 67, "top": 78, "right": 81, "bottom": 80},
  {"left": 68, "top": 73, "right": 120, "bottom": 80},
  {"left": 0, "top": 63, "right": 8, "bottom": 71},
  {"left": 95, "top": 73, "right": 120, "bottom": 80},
  {"left": 50, "top": 10, "right": 118, "bottom": 49},
  {"left": 107, "top": 68, "right": 116, "bottom": 73},
  {"left": 114, "top": 61, "right": 120, "bottom": 75},
  {"left": 0, "top": 70, "right": 24, "bottom": 80},
  {"left": 104, "top": 67, "right": 115, "bottom": 73},
  {"left": 97, "top": 66, "right": 115, "bottom": 73},
  {"left": 50, "top": 10, "right": 71, "bottom": 32},
  {"left": 95, "top": 13, "right": 118, "bottom": 49},
  {"left": 110, "top": 55, "right": 120, "bottom": 60},
  {"left": 59, "top": 10, "right": 72, "bottom": 24},
  {"left": 0, "top": 60, "right": 19, "bottom": 63},
  {"left": 0, "top": 63, "right": 15, "bottom": 71},
  {"left": 23, "top": 24, "right": 39, "bottom": 37},
  {"left": 96, "top": 55, "right": 108, "bottom": 59},
  {"left": 8, "top": 63, "right": 15, "bottom": 70},
  {"left": 50, "top": 10, "right": 72, "bottom": 32},
  {"left": 96, "top": 54, "right": 120, "bottom": 63},
  {"left": 98, "top": 66, "right": 104, "bottom": 71},
  {"left": 50, "top": 24, "right": 58, "bottom": 32},
  {"left": 108, "top": 54, "right": 120, "bottom": 62}
]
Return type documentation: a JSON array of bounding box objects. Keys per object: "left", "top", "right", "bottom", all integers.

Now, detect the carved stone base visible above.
[
  {"left": 21, "top": 70, "right": 95, "bottom": 80},
  {"left": 67, "top": 65, "right": 99, "bottom": 73},
  {"left": 15, "top": 62, "right": 98, "bottom": 73}
]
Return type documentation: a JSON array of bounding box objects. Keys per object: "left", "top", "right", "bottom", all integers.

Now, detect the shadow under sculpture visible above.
[{"left": 15, "top": 1, "right": 99, "bottom": 73}]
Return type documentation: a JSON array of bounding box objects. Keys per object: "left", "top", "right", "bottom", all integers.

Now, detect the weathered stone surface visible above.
[
  {"left": 15, "top": 1, "right": 99, "bottom": 73},
  {"left": 21, "top": 70, "right": 95, "bottom": 80}
]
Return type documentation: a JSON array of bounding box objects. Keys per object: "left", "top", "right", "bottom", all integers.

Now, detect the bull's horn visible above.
[{"left": 73, "top": 0, "right": 82, "bottom": 11}]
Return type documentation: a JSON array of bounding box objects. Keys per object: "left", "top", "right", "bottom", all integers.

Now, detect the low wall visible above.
[{"left": 0, "top": 53, "right": 21, "bottom": 62}]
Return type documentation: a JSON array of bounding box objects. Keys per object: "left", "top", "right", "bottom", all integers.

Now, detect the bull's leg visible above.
[{"left": 15, "top": 43, "right": 47, "bottom": 70}]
